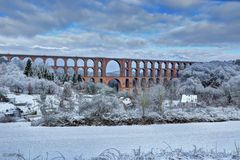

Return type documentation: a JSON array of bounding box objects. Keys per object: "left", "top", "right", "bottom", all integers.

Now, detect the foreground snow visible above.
[
  {"left": 1, "top": 121, "right": 240, "bottom": 159},
  {"left": 3, "top": 148, "right": 240, "bottom": 160}
]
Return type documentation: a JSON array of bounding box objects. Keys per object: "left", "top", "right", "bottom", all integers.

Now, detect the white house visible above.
[{"left": 181, "top": 95, "right": 197, "bottom": 104}]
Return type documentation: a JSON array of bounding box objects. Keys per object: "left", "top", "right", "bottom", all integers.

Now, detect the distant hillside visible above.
[
  {"left": 235, "top": 59, "right": 240, "bottom": 65},
  {"left": 176, "top": 60, "right": 240, "bottom": 106}
]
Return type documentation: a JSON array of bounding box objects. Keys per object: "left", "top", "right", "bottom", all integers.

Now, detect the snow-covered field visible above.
[{"left": 1, "top": 121, "right": 240, "bottom": 159}]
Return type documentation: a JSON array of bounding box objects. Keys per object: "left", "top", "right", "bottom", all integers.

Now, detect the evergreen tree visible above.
[
  {"left": 77, "top": 74, "right": 82, "bottom": 82},
  {"left": 24, "top": 59, "right": 33, "bottom": 77},
  {"left": 50, "top": 73, "right": 54, "bottom": 81},
  {"left": 72, "top": 73, "right": 77, "bottom": 84},
  {"left": 64, "top": 74, "right": 68, "bottom": 83},
  {"left": 43, "top": 68, "right": 47, "bottom": 79}
]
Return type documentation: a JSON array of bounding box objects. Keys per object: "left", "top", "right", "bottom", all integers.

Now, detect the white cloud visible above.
[
  {"left": 158, "top": 0, "right": 202, "bottom": 9},
  {"left": 31, "top": 45, "right": 69, "bottom": 51},
  {"left": 0, "top": 0, "right": 239, "bottom": 61}
]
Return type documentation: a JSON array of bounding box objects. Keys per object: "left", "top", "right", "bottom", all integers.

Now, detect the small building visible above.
[
  {"left": 181, "top": 95, "right": 197, "bottom": 104},
  {"left": 5, "top": 108, "right": 22, "bottom": 118},
  {"left": 0, "top": 94, "right": 9, "bottom": 102}
]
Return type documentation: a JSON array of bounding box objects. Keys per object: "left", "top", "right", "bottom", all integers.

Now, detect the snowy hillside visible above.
[{"left": 0, "top": 59, "right": 240, "bottom": 126}]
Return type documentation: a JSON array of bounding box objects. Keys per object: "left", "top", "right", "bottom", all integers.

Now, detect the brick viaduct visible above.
[{"left": 0, "top": 53, "right": 194, "bottom": 91}]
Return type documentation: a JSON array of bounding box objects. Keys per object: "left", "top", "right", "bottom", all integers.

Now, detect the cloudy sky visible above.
[{"left": 0, "top": 0, "right": 239, "bottom": 61}]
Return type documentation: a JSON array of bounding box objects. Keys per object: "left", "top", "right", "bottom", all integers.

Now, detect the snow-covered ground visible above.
[
  {"left": 0, "top": 121, "right": 240, "bottom": 159},
  {"left": 0, "top": 94, "right": 57, "bottom": 115}
]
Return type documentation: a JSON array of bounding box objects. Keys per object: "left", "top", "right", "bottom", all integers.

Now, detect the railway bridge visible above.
[{"left": 0, "top": 53, "right": 194, "bottom": 91}]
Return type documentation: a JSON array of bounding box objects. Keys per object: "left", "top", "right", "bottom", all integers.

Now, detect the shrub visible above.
[
  {"left": 78, "top": 95, "right": 121, "bottom": 118},
  {"left": 84, "top": 82, "right": 97, "bottom": 94},
  {"left": 149, "top": 85, "right": 166, "bottom": 113},
  {"left": 139, "top": 91, "right": 150, "bottom": 118},
  {"left": 0, "top": 114, "right": 16, "bottom": 123}
]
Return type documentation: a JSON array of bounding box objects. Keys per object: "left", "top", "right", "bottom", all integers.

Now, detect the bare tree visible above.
[
  {"left": 59, "top": 82, "right": 74, "bottom": 112},
  {"left": 139, "top": 91, "right": 150, "bottom": 118},
  {"left": 150, "top": 85, "right": 166, "bottom": 113}
]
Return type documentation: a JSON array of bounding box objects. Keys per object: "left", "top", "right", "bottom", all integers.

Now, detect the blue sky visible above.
[{"left": 0, "top": 0, "right": 239, "bottom": 61}]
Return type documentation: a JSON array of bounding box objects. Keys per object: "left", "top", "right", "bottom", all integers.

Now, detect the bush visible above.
[
  {"left": 84, "top": 82, "right": 97, "bottom": 94},
  {"left": 0, "top": 114, "right": 16, "bottom": 123},
  {"left": 78, "top": 95, "right": 122, "bottom": 118},
  {"left": 96, "top": 83, "right": 116, "bottom": 95},
  {"left": 149, "top": 85, "right": 166, "bottom": 113},
  {"left": 139, "top": 91, "right": 150, "bottom": 118}
]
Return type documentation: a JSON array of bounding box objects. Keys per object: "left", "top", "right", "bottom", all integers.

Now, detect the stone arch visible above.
[
  {"left": 67, "top": 67, "right": 75, "bottom": 75},
  {"left": 87, "top": 68, "right": 94, "bottom": 76},
  {"left": 169, "top": 63, "right": 173, "bottom": 69},
  {"left": 89, "top": 77, "right": 95, "bottom": 82},
  {"left": 87, "top": 59, "right": 94, "bottom": 67},
  {"left": 99, "top": 78, "right": 103, "bottom": 83},
  {"left": 48, "top": 67, "right": 55, "bottom": 74},
  {"left": 140, "top": 69, "right": 144, "bottom": 77},
  {"left": 148, "top": 78, "right": 154, "bottom": 87},
  {"left": 185, "top": 63, "right": 190, "bottom": 68},
  {"left": 98, "top": 61, "right": 102, "bottom": 67},
  {"left": 46, "top": 58, "right": 54, "bottom": 66},
  {"left": 106, "top": 60, "right": 121, "bottom": 77},
  {"left": 23, "top": 57, "right": 33, "bottom": 64},
  {"left": 164, "top": 69, "right": 168, "bottom": 79},
  {"left": 155, "top": 69, "right": 159, "bottom": 77},
  {"left": 162, "top": 62, "right": 166, "bottom": 69},
  {"left": 10, "top": 57, "right": 20, "bottom": 62},
  {"left": 0, "top": 56, "right": 8, "bottom": 62},
  {"left": 162, "top": 69, "right": 166, "bottom": 78},
  {"left": 184, "top": 63, "right": 188, "bottom": 69},
  {"left": 133, "top": 78, "right": 138, "bottom": 88},
  {"left": 139, "top": 61, "right": 144, "bottom": 68},
  {"left": 9, "top": 57, "right": 24, "bottom": 69},
  {"left": 56, "top": 58, "right": 64, "bottom": 67},
  {"left": 175, "top": 63, "right": 179, "bottom": 69},
  {"left": 108, "top": 79, "right": 121, "bottom": 91},
  {"left": 34, "top": 57, "right": 44, "bottom": 65},
  {"left": 78, "top": 68, "right": 84, "bottom": 76},
  {"left": 56, "top": 67, "right": 65, "bottom": 75},
  {"left": 147, "top": 69, "right": 153, "bottom": 77},
  {"left": 98, "top": 68, "right": 103, "bottom": 77},
  {"left": 125, "top": 79, "right": 130, "bottom": 88},
  {"left": 67, "top": 58, "right": 74, "bottom": 67},
  {"left": 132, "top": 68, "right": 137, "bottom": 77},
  {"left": 77, "top": 59, "right": 84, "bottom": 67},
  {"left": 147, "top": 61, "right": 152, "bottom": 68},
  {"left": 132, "top": 61, "right": 137, "bottom": 68},
  {"left": 179, "top": 63, "right": 184, "bottom": 70},
  {"left": 154, "top": 62, "right": 159, "bottom": 69}
]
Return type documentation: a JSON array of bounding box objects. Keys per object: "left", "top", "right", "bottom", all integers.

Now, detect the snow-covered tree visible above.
[
  {"left": 225, "top": 75, "right": 240, "bottom": 107},
  {"left": 78, "top": 94, "right": 122, "bottom": 118},
  {"left": 177, "top": 61, "right": 240, "bottom": 106},
  {"left": 85, "top": 82, "right": 97, "bottom": 94},
  {"left": 58, "top": 82, "right": 74, "bottom": 112},
  {"left": 149, "top": 85, "right": 166, "bottom": 113},
  {"left": 24, "top": 59, "right": 33, "bottom": 77},
  {"left": 139, "top": 91, "right": 150, "bottom": 118},
  {"left": 62, "top": 82, "right": 73, "bottom": 99}
]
